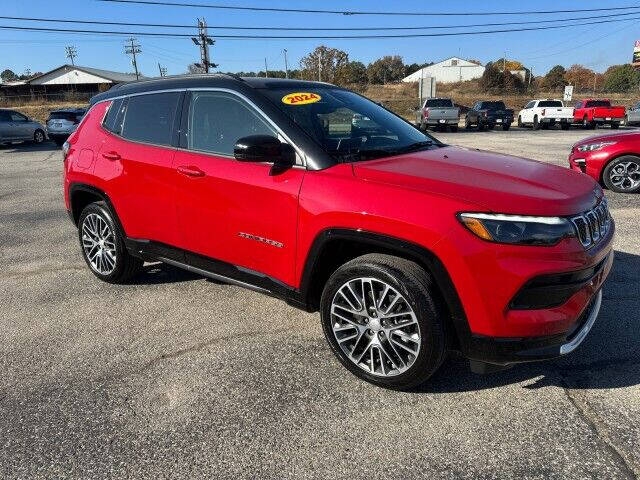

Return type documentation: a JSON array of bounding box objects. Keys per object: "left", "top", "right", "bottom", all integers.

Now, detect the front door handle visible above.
[
  {"left": 102, "top": 151, "right": 121, "bottom": 161},
  {"left": 177, "top": 165, "right": 205, "bottom": 177}
]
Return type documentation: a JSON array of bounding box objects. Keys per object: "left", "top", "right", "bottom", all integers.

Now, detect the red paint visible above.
[
  {"left": 569, "top": 130, "right": 640, "bottom": 183},
  {"left": 65, "top": 100, "right": 613, "bottom": 342},
  {"left": 573, "top": 99, "right": 625, "bottom": 125}
]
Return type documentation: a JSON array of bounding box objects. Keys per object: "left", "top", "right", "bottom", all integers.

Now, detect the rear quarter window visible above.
[{"left": 120, "top": 92, "right": 181, "bottom": 146}]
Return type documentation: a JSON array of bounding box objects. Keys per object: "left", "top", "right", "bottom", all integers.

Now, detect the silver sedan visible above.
[{"left": 0, "top": 109, "right": 47, "bottom": 145}]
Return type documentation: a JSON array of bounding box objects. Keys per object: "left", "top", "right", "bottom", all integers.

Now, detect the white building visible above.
[
  {"left": 402, "top": 57, "right": 485, "bottom": 84},
  {"left": 27, "top": 65, "right": 139, "bottom": 86}
]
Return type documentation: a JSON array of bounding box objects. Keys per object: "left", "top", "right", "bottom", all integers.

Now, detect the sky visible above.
[{"left": 1, "top": 0, "right": 639, "bottom": 78}]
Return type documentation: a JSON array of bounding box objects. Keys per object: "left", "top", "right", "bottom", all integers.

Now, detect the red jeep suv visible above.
[{"left": 63, "top": 75, "right": 614, "bottom": 389}]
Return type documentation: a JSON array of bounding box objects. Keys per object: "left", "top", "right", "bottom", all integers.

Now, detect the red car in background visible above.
[
  {"left": 569, "top": 131, "right": 640, "bottom": 193},
  {"left": 573, "top": 99, "right": 626, "bottom": 129}
]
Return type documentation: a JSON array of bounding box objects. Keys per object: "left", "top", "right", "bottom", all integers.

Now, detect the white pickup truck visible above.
[{"left": 517, "top": 99, "right": 574, "bottom": 130}]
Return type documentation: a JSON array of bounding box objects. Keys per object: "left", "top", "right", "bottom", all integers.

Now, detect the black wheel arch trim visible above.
[
  {"left": 299, "top": 228, "right": 472, "bottom": 348},
  {"left": 68, "top": 183, "right": 127, "bottom": 238}
]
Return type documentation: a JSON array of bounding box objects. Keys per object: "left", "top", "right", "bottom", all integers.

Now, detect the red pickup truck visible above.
[{"left": 574, "top": 99, "right": 625, "bottom": 129}]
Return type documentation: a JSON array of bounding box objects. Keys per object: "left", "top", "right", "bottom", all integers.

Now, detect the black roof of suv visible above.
[{"left": 90, "top": 74, "right": 336, "bottom": 105}]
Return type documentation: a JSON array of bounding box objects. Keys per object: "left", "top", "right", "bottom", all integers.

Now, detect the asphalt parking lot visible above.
[{"left": 1, "top": 128, "right": 639, "bottom": 479}]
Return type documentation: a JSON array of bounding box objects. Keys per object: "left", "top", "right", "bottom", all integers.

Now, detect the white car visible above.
[{"left": 517, "top": 99, "right": 574, "bottom": 130}]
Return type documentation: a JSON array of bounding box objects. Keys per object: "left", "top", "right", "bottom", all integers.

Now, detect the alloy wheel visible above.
[
  {"left": 330, "top": 277, "right": 421, "bottom": 377},
  {"left": 609, "top": 161, "right": 640, "bottom": 191},
  {"left": 81, "top": 213, "right": 117, "bottom": 275},
  {"left": 34, "top": 130, "right": 44, "bottom": 143}
]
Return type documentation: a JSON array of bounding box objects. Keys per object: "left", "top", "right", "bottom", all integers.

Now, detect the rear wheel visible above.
[
  {"left": 603, "top": 156, "right": 640, "bottom": 193},
  {"left": 561, "top": 123, "right": 570, "bottom": 130},
  {"left": 464, "top": 117, "right": 472, "bottom": 130},
  {"left": 78, "top": 202, "right": 143, "bottom": 283},
  {"left": 517, "top": 116, "right": 523, "bottom": 128},
  {"left": 611, "top": 122, "right": 620, "bottom": 129},
  {"left": 502, "top": 123, "right": 511, "bottom": 131},
  {"left": 320, "top": 254, "right": 447, "bottom": 390}
]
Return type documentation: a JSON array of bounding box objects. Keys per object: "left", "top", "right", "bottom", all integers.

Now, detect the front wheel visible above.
[
  {"left": 502, "top": 123, "right": 511, "bottom": 131},
  {"left": 602, "top": 156, "right": 640, "bottom": 193},
  {"left": 533, "top": 116, "right": 540, "bottom": 130},
  {"left": 611, "top": 122, "right": 620, "bottom": 129},
  {"left": 33, "top": 129, "right": 45, "bottom": 144},
  {"left": 320, "top": 254, "right": 447, "bottom": 390},
  {"left": 561, "top": 123, "right": 570, "bottom": 130},
  {"left": 517, "top": 116, "right": 523, "bottom": 128},
  {"left": 78, "top": 202, "right": 143, "bottom": 283}
]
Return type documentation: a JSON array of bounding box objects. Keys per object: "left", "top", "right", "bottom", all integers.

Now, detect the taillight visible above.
[{"left": 423, "top": 108, "right": 429, "bottom": 119}]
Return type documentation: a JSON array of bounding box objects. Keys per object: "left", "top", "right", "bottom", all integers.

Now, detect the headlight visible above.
[
  {"left": 457, "top": 213, "right": 575, "bottom": 246},
  {"left": 577, "top": 141, "right": 616, "bottom": 152}
]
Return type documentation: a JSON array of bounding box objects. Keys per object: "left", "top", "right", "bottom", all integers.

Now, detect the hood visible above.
[
  {"left": 352, "top": 146, "right": 601, "bottom": 216},
  {"left": 573, "top": 130, "right": 640, "bottom": 147}
]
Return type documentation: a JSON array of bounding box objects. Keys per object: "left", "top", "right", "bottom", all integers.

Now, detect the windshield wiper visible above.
[{"left": 393, "top": 140, "right": 434, "bottom": 154}]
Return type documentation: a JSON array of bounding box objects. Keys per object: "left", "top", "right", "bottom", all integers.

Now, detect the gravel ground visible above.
[{"left": 1, "top": 127, "right": 639, "bottom": 479}]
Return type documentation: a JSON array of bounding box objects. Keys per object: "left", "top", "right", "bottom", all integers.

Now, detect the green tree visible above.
[
  {"left": 366, "top": 56, "right": 405, "bottom": 84},
  {"left": 299, "top": 45, "right": 349, "bottom": 83},
  {"left": 480, "top": 62, "right": 526, "bottom": 94},
  {"left": 335, "top": 61, "right": 367, "bottom": 85},
  {"left": 1, "top": 69, "right": 18, "bottom": 82},
  {"left": 542, "top": 65, "right": 567, "bottom": 91},
  {"left": 602, "top": 64, "right": 640, "bottom": 92}
]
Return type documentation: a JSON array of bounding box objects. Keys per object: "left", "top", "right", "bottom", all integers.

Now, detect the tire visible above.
[
  {"left": 602, "top": 156, "right": 640, "bottom": 193},
  {"left": 486, "top": 123, "right": 494, "bottom": 130},
  {"left": 54, "top": 138, "right": 65, "bottom": 147},
  {"left": 78, "top": 202, "right": 143, "bottom": 283},
  {"left": 320, "top": 253, "right": 447, "bottom": 390},
  {"left": 583, "top": 116, "right": 595, "bottom": 129},
  {"left": 464, "top": 117, "right": 472, "bottom": 130},
  {"left": 33, "top": 129, "right": 45, "bottom": 144},
  {"left": 449, "top": 125, "right": 458, "bottom": 133},
  {"left": 561, "top": 123, "right": 570, "bottom": 130},
  {"left": 533, "top": 116, "right": 540, "bottom": 130},
  {"left": 502, "top": 123, "right": 511, "bottom": 131},
  {"left": 478, "top": 120, "right": 486, "bottom": 131},
  {"left": 611, "top": 122, "right": 620, "bottom": 129},
  {"left": 517, "top": 116, "right": 523, "bottom": 128},
  {"left": 625, "top": 115, "right": 629, "bottom": 126}
]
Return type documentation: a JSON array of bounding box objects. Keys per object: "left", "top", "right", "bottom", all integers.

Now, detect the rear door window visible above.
[
  {"left": 120, "top": 92, "right": 181, "bottom": 146},
  {"left": 103, "top": 98, "right": 125, "bottom": 135},
  {"left": 186, "top": 91, "right": 277, "bottom": 156}
]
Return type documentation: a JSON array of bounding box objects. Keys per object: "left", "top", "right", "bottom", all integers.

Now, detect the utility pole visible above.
[
  {"left": 125, "top": 38, "right": 141, "bottom": 80},
  {"left": 264, "top": 58, "right": 269, "bottom": 78},
  {"left": 65, "top": 46, "right": 77, "bottom": 66},
  {"left": 191, "top": 18, "right": 217, "bottom": 73},
  {"left": 158, "top": 63, "right": 167, "bottom": 77},
  {"left": 318, "top": 50, "right": 322, "bottom": 82},
  {"left": 283, "top": 49, "right": 289, "bottom": 79},
  {"left": 593, "top": 72, "right": 597, "bottom": 95}
]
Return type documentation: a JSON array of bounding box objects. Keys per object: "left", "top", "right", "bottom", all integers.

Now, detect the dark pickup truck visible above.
[{"left": 464, "top": 101, "right": 514, "bottom": 131}]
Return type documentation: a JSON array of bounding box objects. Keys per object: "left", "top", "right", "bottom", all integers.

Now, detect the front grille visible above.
[{"left": 570, "top": 200, "right": 611, "bottom": 249}]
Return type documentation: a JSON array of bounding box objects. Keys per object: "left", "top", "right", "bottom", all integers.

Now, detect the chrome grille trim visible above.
[{"left": 570, "top": 200, "right": 611, "bottom": 249}]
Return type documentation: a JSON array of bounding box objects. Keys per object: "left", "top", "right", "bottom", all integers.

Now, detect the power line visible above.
[
  {"left": 2, "top": 10, "right": 640, "bottom": 30},
  {"left": 96, "top": 0, "right": 640, "bottom": 17},
  {"left": 1, "top": 15, "right": 639, "bottom": 39}
]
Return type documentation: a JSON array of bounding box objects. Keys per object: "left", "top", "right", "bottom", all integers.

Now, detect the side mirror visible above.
[{"left": 234, "top": 135, "right": 296, "bottom": 174}]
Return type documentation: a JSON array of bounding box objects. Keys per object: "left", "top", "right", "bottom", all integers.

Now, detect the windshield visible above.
[
  {"left": 425, "top": 99, "right": 453, "bottom": 108},
  {"left": 263, "top": 87, "right": 439, "bottom": 162}
]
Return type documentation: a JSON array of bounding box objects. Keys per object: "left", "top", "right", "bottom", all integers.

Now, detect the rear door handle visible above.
[
  {"left": 177, "top": 165, "right": 205, "bottom": 177},
  {"left": 102, "top": 151, "right": 121, "bottom": 161}
]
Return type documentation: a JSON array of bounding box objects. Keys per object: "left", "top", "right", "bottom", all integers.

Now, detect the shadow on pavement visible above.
[
  {"left": 0, "top": 141, "right": 60, "bottom": 153},
  {"left": 421, "top": 250, "right": 640, "bottom": 393}
]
